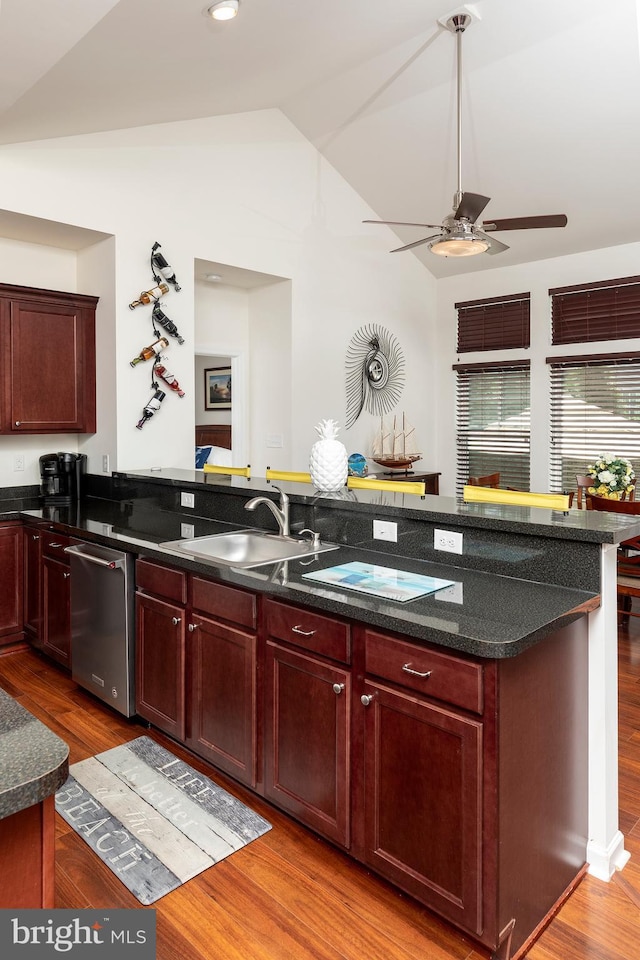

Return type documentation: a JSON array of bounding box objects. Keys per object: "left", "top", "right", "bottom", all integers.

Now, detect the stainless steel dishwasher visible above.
[{"left": 65, "top": 542, "right": 135, "bottom": 717}]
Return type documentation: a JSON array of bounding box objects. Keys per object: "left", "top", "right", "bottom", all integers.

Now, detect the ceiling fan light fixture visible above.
[
  {"left": 207, "top": 0, "right": 239, "bottom": 21},
  {"left": 430, "top": 226, "right": 489, "bottom": 258}
]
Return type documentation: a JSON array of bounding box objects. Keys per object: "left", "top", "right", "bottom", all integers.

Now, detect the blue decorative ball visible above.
[{"left": 348, "top": 453, "right": 368, "bottom": 477}]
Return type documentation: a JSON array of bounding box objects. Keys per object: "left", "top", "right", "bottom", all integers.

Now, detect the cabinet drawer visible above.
[
  {"left": 191, "top": 576, "right": 256, "bottom": 631},
  {"left": 41, "top": 531, "right": 71, "bottom": 563},
  {"left": 364, "top": 630, "right": 483, "bottom": 714},
  {"left": 264, "top": 598, "right": 350, "bottom": 664},
  {"left": 136, "top": 559, "right": 187, "bottom": 604}
]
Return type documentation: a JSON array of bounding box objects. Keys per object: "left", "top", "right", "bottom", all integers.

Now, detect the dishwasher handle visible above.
[{"left": 64, "top": 544, "right": 126, "bottom": 570}]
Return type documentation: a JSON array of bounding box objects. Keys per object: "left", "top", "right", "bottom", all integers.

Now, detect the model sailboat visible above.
[{"left": 372, "top": 413, "right": 422, "bottom": 471}]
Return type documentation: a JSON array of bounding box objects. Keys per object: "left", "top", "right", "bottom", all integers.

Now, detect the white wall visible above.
[
  {"left": 436, "top": 241, "right": 640, "bottom": 496},
  {"left": 0, "top": 109, "right": 435, "bottom": 478}
]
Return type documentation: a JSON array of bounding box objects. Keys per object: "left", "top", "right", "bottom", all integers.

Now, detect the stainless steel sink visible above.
[{"left": 160, "top": 529, "right": 339, "bottom": 568}]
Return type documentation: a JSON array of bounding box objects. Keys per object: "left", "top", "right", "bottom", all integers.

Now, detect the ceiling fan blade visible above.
[
  {"left": 476, "top": 231, "right": 510, "bottom": 255},
  {"left": 454, "top": 192, "right": 491, "bottom": 223},
  {"left": 390, "top": 234, "right": 442, "bottom": 253},
  {"left": 363, "top": 219, "right": 442, "bottom": 229},
  {"left": 482, "top": 214, "right": 568, "bottom": 232}
]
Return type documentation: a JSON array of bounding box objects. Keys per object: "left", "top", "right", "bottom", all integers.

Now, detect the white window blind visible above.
[
  {"left": 455, "top": 361, "right": 531, "bottom": 495},
  {"left": 549, "top": 354, "right": 640, "bottom": 492}
]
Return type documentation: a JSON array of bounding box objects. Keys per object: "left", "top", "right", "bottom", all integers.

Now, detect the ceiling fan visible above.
[{"left": 364, "top": 14, "right": 567, "bottom": 258}]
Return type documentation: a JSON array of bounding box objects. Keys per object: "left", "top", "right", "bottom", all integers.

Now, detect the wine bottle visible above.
[
  {"left": 136, "top": 389, "right": 166, "bottom": 429},
  {"left": 129, "top": 337, "right": 169, "bottom": 367},
  {"left": 155, "top": 364, "right": 185, "bottom": 397},
  {"left": 151, "top": 243, "right": 181, "bottom": 291},
  {"left": 152, "top": 304, "right": 185, "bottom": 344},
  {"left": 128, "top": 282, "right": 169, "bottom": 310}
]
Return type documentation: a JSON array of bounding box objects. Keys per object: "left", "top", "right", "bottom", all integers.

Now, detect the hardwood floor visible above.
[{"left": 2, "top": 622, "right": 640, "bottom": 960}]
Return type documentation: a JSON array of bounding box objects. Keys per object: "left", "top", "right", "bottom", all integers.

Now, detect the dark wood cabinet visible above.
[
  {"left": 0, "top": 283, "right": 97, "bottom": 434},
  {"left": 263, "top": 598, "right": 351, "bottom": 847},
  {"left": 136, "top": 591, "right": 186, "bottom": 740},
  {"left": 360, "top": 678, "right": 482, "bottom": 932},
  {"left": 0, "top": 522, "right": 24, "bottom": 646},
  {"left": 40, "top": 531, "right": 71, "bottom": 668},
  {"left": 23, "top": 522, "right": 43, "bottom": 647}
]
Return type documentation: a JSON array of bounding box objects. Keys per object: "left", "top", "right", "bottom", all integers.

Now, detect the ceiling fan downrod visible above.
[{"left": 447, "top": 14, "right": 471, "bottom": 213}]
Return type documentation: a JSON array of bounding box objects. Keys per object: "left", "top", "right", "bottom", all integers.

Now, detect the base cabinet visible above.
[
  {"left": 23, "top": 522, "right": 43, "bottom": 647},
  {"left": 41, "top": 532, "right": 71, "bottom": 668},
  {"left": 0, "top": 522, "right": 24, "bottom": 647},
  {"left": 133, "top": 559, "right": 588, "bottom": 960}
]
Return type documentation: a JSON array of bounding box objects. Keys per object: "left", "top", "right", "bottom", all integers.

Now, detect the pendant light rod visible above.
[{"left": 447, "top": 14, "right": 470, "bottom": 211}]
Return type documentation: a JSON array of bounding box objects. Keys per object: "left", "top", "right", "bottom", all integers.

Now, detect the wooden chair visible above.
[
  {"left": 575, "top": 475, "right": 593, "bottom": 510},
  {"left": 265, "top": 468, "right": 312, "bottom": 483},
  {"left": 347, "top": 476, "right": 426, "bottom": 496},
  {"left": 586, "top": 494, "right": 640, "bottom": 623},
  {"left": 467, "top": 472, "right": 500, "bottom": 488}
]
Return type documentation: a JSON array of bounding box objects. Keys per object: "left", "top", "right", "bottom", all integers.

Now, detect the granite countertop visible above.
[
  {"left": 0, "top": 688, "right": 69, "bottom": 819},
  {"left": 17, "top": 497, "right": 600, "bottom": 660}
]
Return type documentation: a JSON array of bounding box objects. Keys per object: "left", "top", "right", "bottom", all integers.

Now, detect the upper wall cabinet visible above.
[{"left": 0, "top": 283, "right": 98, "bottom": 434}]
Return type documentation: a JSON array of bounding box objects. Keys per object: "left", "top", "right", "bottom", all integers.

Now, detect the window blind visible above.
[
  {"left": 456, "top": 292, "right": 530, "bottom": 352},
  {"left": 455, "top": 361, "right": 531, "bottom": 495},
  {"left": 550, "top": 275, "right": 640, "bottom": 345},
  {"left": 548, "top": 354, "right": 640, "bottom": 493}
]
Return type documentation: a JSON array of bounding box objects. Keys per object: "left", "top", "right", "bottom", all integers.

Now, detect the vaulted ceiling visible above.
[{"left": 0, "top": 0, "right": 638, "bottom": 278}]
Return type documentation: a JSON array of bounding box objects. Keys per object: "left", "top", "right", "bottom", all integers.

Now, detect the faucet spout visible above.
[{"left": 244, "top": 486, "right": 290, "bottom": 537}]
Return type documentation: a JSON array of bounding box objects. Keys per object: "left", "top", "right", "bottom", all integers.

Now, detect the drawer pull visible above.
[
  {"left": 292, "top": 625, "right": 316, "bottom": 637},
  {"left": 172, "top": 617, "right": 182, "bottom": 626},
  {"left": 361, "top": 694, "right": 374, "bottom": 706},
  {"left": 402, "top": 663, "right": 432, "bottom": 679},
  {"left": 63, "top": 571, "right": 71, "bottom": 579},
  {"left": 188, "top": 623, "right": 199, "bottom": 632},
  {"left": 49, "top": 542, "right": 63, "bottom": 549},
  {"left": 332, "top": 683, "right": 345, "bottom": 695},
  {"left": 32, "top": 534, "right": 40, "bottom": 541}
]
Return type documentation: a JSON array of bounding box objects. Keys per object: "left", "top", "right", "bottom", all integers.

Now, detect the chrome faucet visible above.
[{"left": 244, "top": 486, "right": 290, "bottom": 537}]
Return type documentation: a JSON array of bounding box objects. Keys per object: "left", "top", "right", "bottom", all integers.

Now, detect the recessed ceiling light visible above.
[
  {"left": 205, "top": 273, "right": 222, "bottom": 282},
  {"left": 206, "top": 1, "right": 240, "bottom": 21}
]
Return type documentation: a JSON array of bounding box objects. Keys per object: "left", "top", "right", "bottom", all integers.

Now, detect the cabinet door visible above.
[
  {"left": 23, "top": 525, "right": 43, "bottom": 646},
  {"left": 42, "top": 556, "right": 71, "bottom": 667},
  {"left": 264, "top": 640, "right": 350, "bottom": 847},
  {"left": 0, "top": 290, "right": 96, "bottom": 433},
  {"left": 187, "top": 614, "right": 257, "bottom": 788},
  {"left": 361, "top": 680, "right": 483, "bottom": 934},
  {"left": 0, "top": 523, "right": 23, "bottom": 644},
  {"left": 135, "top": 592, "right": 186, "bottom": 739}
]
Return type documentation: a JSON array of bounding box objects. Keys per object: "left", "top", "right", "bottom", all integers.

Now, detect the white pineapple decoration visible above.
[{"left": 309, "top": 419, "right": 348, "bottom": 491}]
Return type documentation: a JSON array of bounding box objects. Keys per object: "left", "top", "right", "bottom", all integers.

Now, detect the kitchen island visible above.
[
  {"left": 0, "top": 687, "right": 69, "bottom": 907},
  {"left": 6, "top": 469, "right": 639, "bottom": 959}
]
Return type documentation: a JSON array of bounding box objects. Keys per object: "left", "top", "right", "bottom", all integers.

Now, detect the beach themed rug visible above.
[{"left": 55, "top": 735, "right": 271, "bottom": 905}]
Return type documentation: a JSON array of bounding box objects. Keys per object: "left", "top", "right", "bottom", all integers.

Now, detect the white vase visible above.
[{"left": 309, "top": 419, "right": 348, "bottom": 491}]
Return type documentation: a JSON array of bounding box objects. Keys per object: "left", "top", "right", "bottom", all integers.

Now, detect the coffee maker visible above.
[{"left": 39, "top": 452, "right": 87, "bottom": 504}]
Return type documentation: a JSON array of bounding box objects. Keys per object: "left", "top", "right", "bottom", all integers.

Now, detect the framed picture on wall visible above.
[{"left": 204, "top": 366, "right": 232, "bottom": 410}]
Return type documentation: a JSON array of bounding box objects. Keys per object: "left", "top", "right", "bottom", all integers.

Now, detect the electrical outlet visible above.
[
  {"left": 12, "top": 454, "right": 24, "bottom": 472},
  {"left": 434, "top": 528, "right": 464, "bottom": 554},
  {"left": 373, "top": 519, "right": 398, "bottom": 542},
  {"left": 102, "top": 454, "right": 110, "bottom": 473},
  {"left": 181, "top": 522, "right": 195, "bottom": 539},
  {"left": 181, "top": 492, "right": 195, "bottom": 509},
  {"left": 435, "top": 581, "right": 464, "bottom": 604}
]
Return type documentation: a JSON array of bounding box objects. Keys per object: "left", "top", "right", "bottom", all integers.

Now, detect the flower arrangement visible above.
[{"left": 587, "top": 454, "right": 635, "bottom": 499}]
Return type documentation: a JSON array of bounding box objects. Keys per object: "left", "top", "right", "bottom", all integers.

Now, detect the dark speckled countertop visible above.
[{"left": 0, "top": 688, "right": 69, "bottom": 819}]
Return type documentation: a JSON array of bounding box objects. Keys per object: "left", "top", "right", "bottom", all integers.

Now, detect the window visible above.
[
  {"left": 456, "top": 292, "right": 530, "bottom": 353},
  {"left": 455, "top": 361, "right": 531, "bottom": 494},
  {"left": 549, "top": 353, "right": 640, "bottom": 492},
  {"left": 550, "top": 275, "right": 640, "bottom": 345}
]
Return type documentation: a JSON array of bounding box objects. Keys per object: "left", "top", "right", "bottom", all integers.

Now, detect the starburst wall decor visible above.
[{"left": 345, "top": 324, "right": 405, "bottom": 429}]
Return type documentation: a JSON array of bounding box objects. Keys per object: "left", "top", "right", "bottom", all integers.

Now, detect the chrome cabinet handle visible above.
[
  {"left": 15, "top": 421, "right": 20, "bottom": 426},
  {"left": 63, "top": 571, "right": 70, "bottom": 579},
  {"left": 50, "top": 542, "right": 63, "bottom": 549},
  {"left": 172, "top": 617, "right": 182, "bottom": 625},
  {"left": 32, "top": 535, "right": 40, "bottom": 541},
  {"left": 402, "top": 663, "right": 432, "bottom": 679},
  {"left": 292, "top": 625, "right": 316, "bottom": 637},
  {"left": 332, "top": 683, "right": 345, "bottom": 695},
  {"left": 188, "top": 623, "right": 199, "bottom": 632},
  {"left": 361, "top": 694, "right": 374, "bottom": 706}
]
